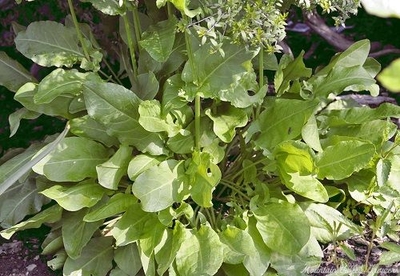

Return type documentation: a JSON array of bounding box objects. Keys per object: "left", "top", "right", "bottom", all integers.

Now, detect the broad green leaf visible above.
[
  {"left": 253, "top": 98, "right": 318, "bottom": 150},
  {"left": 167, "top": 131, "right": 195, "bottom": 154},
  {"left": 275, "top": 51, "right": 312, "bottom": 96},
  {"left": 181, "top": 42, "right": 256, "bottom": 100},
  {"left": 138, "top": 100, "right": 180, "bottom": 137},
  {"left": 378, "top": 58, "right": 400, "bottom": 92},
  {"left": 0, "top": 177, "right": 50, "bottom": 228},
  {"left": 15, "top": 82, "right": 75, "bottom": 118},
  {"left": 8, "top": 108, "right": 41, "bottom": 137},
  {"left": 62, "top": 209, "right": 104, "bottom": 259},
  {"left": 205, "top": 104, "right": 248, "bottom": 143},
  {"left": 316, "top": 140, "right": 375, "bottom": 180},
  {"left": 253, "top": 202, "right": 311, "bottom": 256},
  {"left": 35, "top": 69, "right": 101, "bottom": 104},
  {"left": 127, "top": 154, "right": 163, "bottom": 181},
  {"left": 377, "top": 158, "right": 391, "bottom": 187},
  {"left": 114, "top": 244, "right": 142, "bottom": 276},
  {"left": 40, "top": 180, "right": 105, "bottom": 211},
  {"left": 81, "top": 0, "right": 126, "bottom": 15},
  {"left": 33, "top": 137, "right": 110, "bottom": 182},
  {"left": 83, "top": 193, "right": 137, "bottom": 222},
  {"left": 0, "top": 51, "right": 36, "bottom": 92},
  {"left": 327, "top": 120, "right": 397, "bottom": 146},
  {"left": 137, "top": 248, "right": 156, "bottom": 276},
  {"left": 96, "top": 145, "right": 132, "bottom": 190},
  {"left": 344, "top": 170, "right": 375, "bottom": 201},
  {"left": 0, "top": 205, "right": 62, "bottom": 239},
  {"left": 132, "top": 159, "right": 184, "bottom": 212},
  {"left": 287, "top": 173, "right": 328, "bottom": 202},
  {"left": 83, "top": 81, "right": 166, "bottom": 155},
  {"left": 219, "top": 225, "right": 257, "bottom": 264},
  {"left": 243, "top": 214, "right": 271, "bottom": 276},
  {"left": 302, "top": 115, "right": 323, "bottom": 152},
  {"left": 110, "top": 204, "right": 159, "bottom": 246},
  {"left": 186, "top": 151, "right": 221, "bottom": 207},
  {"left": 300, "top": 202, "right": 362, "bottom": 243},
  {"left": 63, "top": 237, "right": 114, "bottom": 276},
  {"left": 155, "top": 221, "right": 186, "bottom": 275},
  {"left": 175, "top": 224, "right": 224, "bottom": 275},
  {"left": 139, "top": 17, "right": 177, "bottom": 62},
  {"left": 161, "top": 0, "right": 201, "bottom": 17},
  {"left": 162, "top": 74, "right": 189, "bottom": 113},
  {"left": 139, "top": 221, "right": 166, "bottom": 256},
  {"left": 324, "top": 103, "right": 400, "bottom": 126},
  {"left": 15, "top": 21, "right": 84, "bottom": 68},
  {"left": 69, "top": 115, "right": 119, "bottom": 147},
  {"left": 131, "top": 72, "right": 160, "bottom": 100}
]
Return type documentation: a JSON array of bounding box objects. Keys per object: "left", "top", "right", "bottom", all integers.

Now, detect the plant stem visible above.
[
  {"left": 132, "top": 8, "right": 142, "bottom": 51},
  {"left": 255, "top": 47, "right": 264, "bottom": 119},
  {"left": 122, "top": 13, "right": 138, "bottom": 85},
  {"left": 184, "top": 22, "right": 201, "bottom": 150},
  {"left": 67, "top": 0, "right": 91, "bottom": 61}
]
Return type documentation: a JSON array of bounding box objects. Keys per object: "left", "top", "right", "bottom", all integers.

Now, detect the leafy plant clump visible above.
[{"left": 1, "top": 0, "right": 400, "bottom": 275}]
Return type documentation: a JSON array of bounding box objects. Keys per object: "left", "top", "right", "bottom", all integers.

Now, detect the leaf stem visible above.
[
  {"left": 255, "top": 47, "right": 264, "bottom": 118},
  {"left": 122, "top": 13, "right": 138, "bottom": 84},
  {"left": 131, "top": 8, "right": 142, "bottom": 50},
  {"left": 67, "top": 0, "right": 91, "bottom": 62}
]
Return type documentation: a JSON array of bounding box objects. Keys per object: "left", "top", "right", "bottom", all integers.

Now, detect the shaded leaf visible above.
[
  {"left": 96, "top": 145, "right": 132, "bottom": 190},
  {"left": 8, "top": 108, "right": 41, "bottom": 137},
  {"left": 63, "top": 237, "right": 114, "bottom": 276},
  {"left": 0, "top": 51, "right": 36, "bottom": 92},
  {"left": 131, "top": 72, "right": 160, "bottom": 100},
  {"left": 377, "top": 158, "right": 391, "bottom": 187},
  {"left": 114, "top": 243, "right": 142, "bottom": 276}
]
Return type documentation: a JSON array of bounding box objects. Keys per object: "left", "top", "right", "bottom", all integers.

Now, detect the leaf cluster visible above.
[{"left": 0, "top": 0, "right": 400, "bottom": 275}]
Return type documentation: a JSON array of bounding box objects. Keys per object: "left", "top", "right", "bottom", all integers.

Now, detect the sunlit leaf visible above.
[
  {"left": 175, "top": 224, "right": 223, "bottom": 275},
  {"left": 316, "top": 140, "right": 375, "bottom": 180},
  {"left": 81, "top": 0, "right": 126, "bottom": 15},
  {"left": 253, "top": 202, "right": 310, "bottom": 256},
  {"left": 41, "top": 180, "right": 105, "bottom": 211},
  {"left": 378, "top": 58, "right": 400, "bottom": 92}
]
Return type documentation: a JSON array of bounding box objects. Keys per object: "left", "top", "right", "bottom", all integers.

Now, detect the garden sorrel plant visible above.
[{"left": 1, "top": 0, "right": 400, "bottom": 275}]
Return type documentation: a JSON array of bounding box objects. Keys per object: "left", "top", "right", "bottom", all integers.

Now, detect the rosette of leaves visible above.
[{"left": 0, "top": 0, "right": 400, "bottom": 275}]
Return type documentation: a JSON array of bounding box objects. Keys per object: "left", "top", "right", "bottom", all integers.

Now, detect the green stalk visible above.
[
  {"left": 132, "top": 8, "right": 142, "bottom": 49},
  {"left": 67, "top": 0, "right": 91, "bottom": 62},
  {"left": 122, "top": 13, "right": 138, "bottom": 84},
  {"left": 184, "top": 22, "right": 201, "bottom": 150},
  {"left": 255, "top": 46, "right": 264, "bottom": 118}
]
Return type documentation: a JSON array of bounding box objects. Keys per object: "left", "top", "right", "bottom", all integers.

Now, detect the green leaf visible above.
[
  {"left": 316, "top": 140, "right": 375, "bottom": 180},
  {"left": 302, "top": 115, "right": 323, "bottom": 152},
  {"left": 252, "top": 98, "right": 318, "bottom": 150},
  {"left": 15, "top": 21, "right": 84, "bottom": 68},
  {"left": 33, "top": 137, "right": 110, "bottom": 182},
  {"left": 186, "top": 151, "right": 221, "bottom": 207},
  {"left": 114, "top": 244, "right": 142, "bottom": 276},
  {"left": 205, "top": 104, "right": 248, "bottom": 143},
  {"left": 63, "top": 237, "right": 114, "bottom": 276},
  {"left": 8, "top": 108, "right": 41, "bottom": 137},
  {"left": 0, "top": 205, "right": 62, "bottom": 239},
  {"left": 253, "top": 202, "right": 311, "bottom": 255},
  {"left": 83, "top": 193, "right": 137, "bottom": 222},
  {"left": 15, "top": 82, "right": 75, "bottom": 118},
  {"left": 163, "top": 0, "right": 201, "bottom": 17},
  {"left": 167, "top": 131, "right": 195, "bottom": 154},
  {"left": 35, "top": 69, "right": 101, "bottom": 104},
  {"left": 40, "top": 180, "right": 105, "bottom": 211},
  {"left": 127, "top": 154, "right": 163, "bottom": 181},
  {"left": 300, "top": 202, "right": 362, "bottom": 243},
  {"left": 0, "top": 51, "right": 36, "bottom": 92},
  {"left": 83, "top": 81, "right": 167, "bottom": 155},
  {"left": 138, "top": 100, "right": 180, "bottom": 137},
  {"left": 0, "top": 178, "right": 50, "bottom": 228},
  {"left": 376, "top": 158, "right": 391, "bottom": 187},
  {"left": 155, "top": 221, "right": 186, "bottom": 275},
  {"left": 96, "top": 145, "right": 132, "bottom": 190},
  {"left": 110, "top": 204, "right": 159, "bottom": 246},
  {"left": 344, "top": 170, "right": 375, "bottom": 201},
  {"left": 131, "top": 72, "right": 160, "bottom": 100},
  {"left": 62, "top": 209, "right": 104, "bottom": 259},
  {"left": 132, "top": 159, "right": 184, "bottom": 212},
  {"left": 139, "top": 17, "right": 177, "bottom": 63},
  {"left": 81, "top": 0, "right": 126, "bottom": 15},
  {"left": 378, "top": 58, "right": 400, "bottom": 92},
  {"left": 181, "top": 42, "right": 256, "bottom": 101},
  {"left": 275, "top": 51, "right": 312, "bottom": 96},
  {"left": 175, "top": 224, "right": 224, "bottom": 275},
  {"left": 69, "top": 115, "right": 119, "bottom": 147}
]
